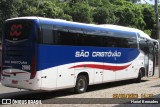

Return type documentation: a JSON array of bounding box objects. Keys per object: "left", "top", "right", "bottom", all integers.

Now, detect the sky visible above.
[{"left": 137, "top": 0, "right": 160, "bottom": 5}]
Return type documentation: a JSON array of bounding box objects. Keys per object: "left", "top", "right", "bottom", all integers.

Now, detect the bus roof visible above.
[
  {"left": 99, "top": 24, "right": 151, "bottom": 40},
  {"left": 6, "top": 16, "right": 151, "bottom": 39}
]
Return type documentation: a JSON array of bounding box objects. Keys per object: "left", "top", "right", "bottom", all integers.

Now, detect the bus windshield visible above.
[{"left": 4, "top": 20, "right": 33, "bottom": 42}]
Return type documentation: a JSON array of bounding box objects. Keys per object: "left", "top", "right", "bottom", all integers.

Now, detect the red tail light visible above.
[{"left": 30, "top": 57, "right": 36, "bottom": 79}]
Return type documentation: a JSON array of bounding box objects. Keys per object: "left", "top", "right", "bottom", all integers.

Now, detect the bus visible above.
[{"left": 1, "top": 17, "right": 158, "bottom": 93}]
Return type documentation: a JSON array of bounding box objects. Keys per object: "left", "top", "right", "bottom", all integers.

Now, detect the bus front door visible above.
[
  {"left": 148, "top": 44, "right": 154, "bottom": 76},
  {"left": 144, "top": 53, "right": 149, "bottom": 77},
  {"left": 144, "top": 42, "right": 154, "bottom": 77}
]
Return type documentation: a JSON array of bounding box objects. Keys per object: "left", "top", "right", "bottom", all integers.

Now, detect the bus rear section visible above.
[{"left": 1, "top": 18, "right": 40, "bottom": 90}]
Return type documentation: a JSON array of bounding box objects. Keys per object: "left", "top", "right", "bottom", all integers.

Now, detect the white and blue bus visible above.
[{"left": 1, "top": 17, "right": 158, "bottom": 93}]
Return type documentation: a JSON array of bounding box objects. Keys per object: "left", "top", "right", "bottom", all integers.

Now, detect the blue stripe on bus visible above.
[{"left": 36, "top": 44, "right": 140, "bottom": 71}]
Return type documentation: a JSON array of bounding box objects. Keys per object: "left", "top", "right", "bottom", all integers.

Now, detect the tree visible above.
[
  {"left": 126, "top": 0, "right": 139, "bottom": 3},
  {"left": 113, "top": 0, "right": 145, "bottom": 30},
  {"left": 93, "top": 7, "right": 118, "bottom": 24},
  {"left": 69, "top": 2, "right": 92, "bottom": 23},
  {"left": 0, "top": 0, "right": 19, "bottom": 19},
  {"left": 88, "top": 0, "right": 103, "bottom": 7},
  {"left": 0, "top": 0, "right": 157, "bottom": 39},
  {"left": 18, "top": 0, "right": 39, "bottom": 16},
  {"left": 18, "top": 0, "right": 72, "bottom": 20},
  {"left": 142, "top": 4, "right": 155, "bottom": 30},
  {"left": 0, "top": 0, "right": 20, "bottom": 39},
  {"left": 142, "top": 4, "right": 156, "bottom": 38}
]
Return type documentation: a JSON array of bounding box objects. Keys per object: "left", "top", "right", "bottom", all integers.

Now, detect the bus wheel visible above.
[
  {"left": 74, "top": 75, "right": 88, "bottom": 94},
  {"left": 135, "top": 69, "right": 142, "bottom": 83}
]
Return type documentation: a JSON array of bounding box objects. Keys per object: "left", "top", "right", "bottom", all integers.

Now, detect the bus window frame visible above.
[{"left": 39, "top": 23, "right": 138, "bottom": 49}]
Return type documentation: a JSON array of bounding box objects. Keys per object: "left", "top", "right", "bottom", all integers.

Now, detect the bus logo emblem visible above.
[{"left": 10, "top": 24, "right": 23, "bottom": 37}]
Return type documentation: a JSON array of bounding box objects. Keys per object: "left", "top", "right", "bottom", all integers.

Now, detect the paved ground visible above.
[
  {"left": 0, "top": 67, "right": 159, "bottom": 107},
  {"left": 0, "top": 77, "right": 160, "bottom": 107}
]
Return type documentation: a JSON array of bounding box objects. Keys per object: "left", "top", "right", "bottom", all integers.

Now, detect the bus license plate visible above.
[{"left": 12, "top": 80, "right": 18, "bottom": 84}]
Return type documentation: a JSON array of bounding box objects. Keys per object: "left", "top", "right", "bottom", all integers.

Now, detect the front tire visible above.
[{"left": 74, "top": 75, "right": 88, "bottom": 94}]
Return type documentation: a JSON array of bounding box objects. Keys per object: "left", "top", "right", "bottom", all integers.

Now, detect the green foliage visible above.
[
  {"left": 111, "top": 0, "right": 132, "bottom": 6},
  {"left": 0, "top": 0, "right": 21, "bottom": 38},
  {"left": 114, "top": 0, "right": 145, "bottom": 30},
  {"left": 142, "top": 4, "right": 156, "bottom": 29},
  {"left": 126, "top": 0, "right": 139, "bottom": 3},
  {"left": 69, "top": 2, "right": 92, "bottom": 23},
  {"left": 0, "top": 0, "right": 158, "bottom": 38},
  {"left": 144, "top": 29, "right": 152, "bottom": 36},
  {"left": 93, "top": 7, "right": 118, "bottom": 24},
  {"left": 0, "top": 0, "right": 19, "bottom": 19},
  {"left": 38, "top": 1, "right": 63, "bottom": 18},
  {"left": 18, "top": 0, "right": 39, "bottom": 16}
]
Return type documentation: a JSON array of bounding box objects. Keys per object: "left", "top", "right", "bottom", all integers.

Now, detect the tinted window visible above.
[
  {"left": 103, "top": 35, "right": 137, "bottom": 48},
  {"left": 149, "top": 43, "right": 154, "bottom": 61},
  {"left": 41, "top": 24, "right": 53, "bottom": 44},
  {"left": 103, "top": 36, "right": 117, "bottom": 47},
  {"left": 127, "top": 37, "right": 137, "bottom": 48},
  {"left": 55, "top": 31, "right": 76, "bottom": 45},
  {"left": 139, "top": 38, "right": 148, "bottom": 53},
  {"left": 41, "top": 25, "right": 76, "bottom": 45},
  {"left": 76, "top": 34, "right": 103, "bottom": 47},
  {"left": 40, "top": 24, "right": 137, "bottom": 48},
  {"left": 4, "top": 20, "right": 33, "bottom": 41},
  {"left": 139, "top": 39, "right": 154, "bottom": 61}
]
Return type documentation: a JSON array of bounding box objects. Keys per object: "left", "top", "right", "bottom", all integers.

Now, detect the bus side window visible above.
[
  {"left": 103, "top": 36, "right": 116, "bottom": 47},
  {"left": 55, "top": 31, "right": 77, "bottom": 46},
  {"left": 76, "top": 34, "right": 88, "bottom": 46},
  {"left": 76, "top": 33, "right": 103, "bottom": 47},
  {"left": 41, "top": 24, "right": 53, "bottom": 44},
  {"left": 139, "top": 40, "right": 149, "bottom": 54},
  {"left": 127, "top": 37, "right": 137, "bottom": 48}
]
